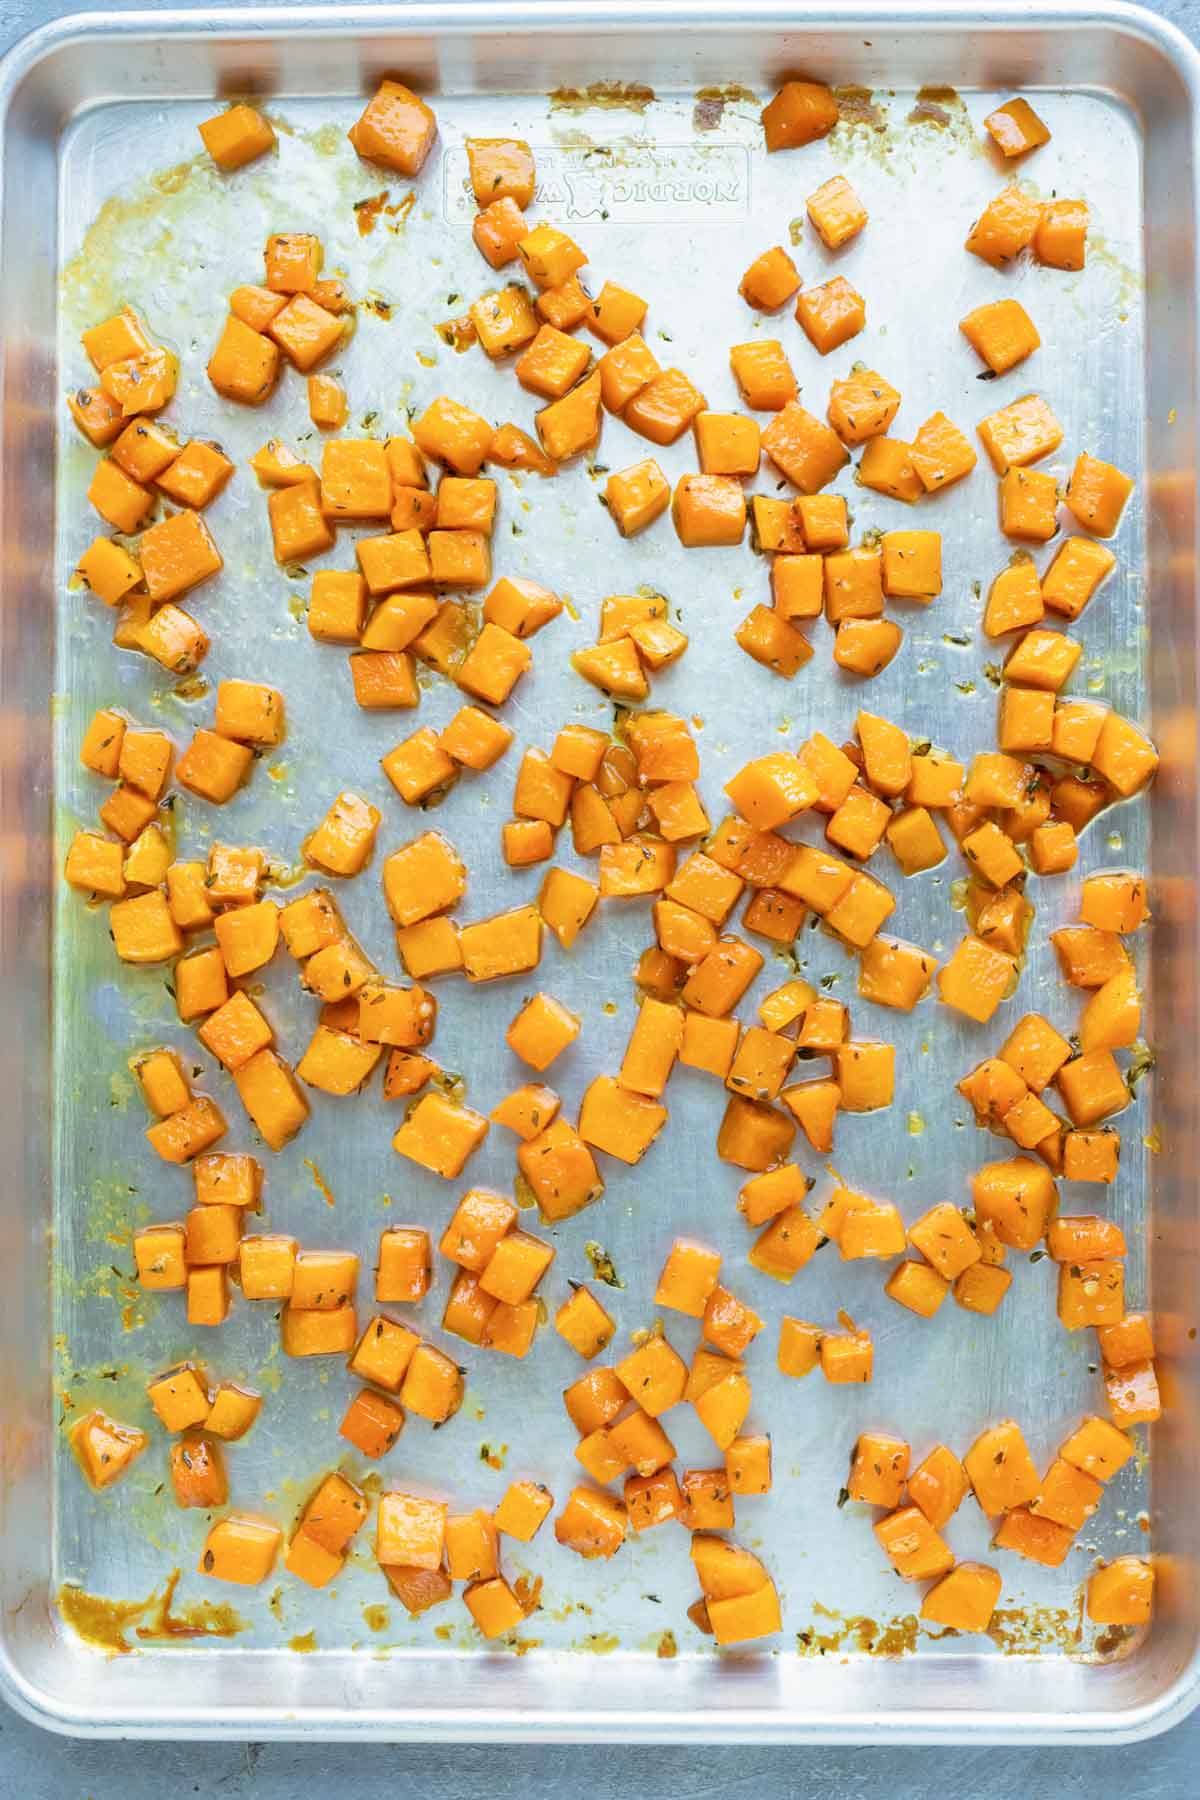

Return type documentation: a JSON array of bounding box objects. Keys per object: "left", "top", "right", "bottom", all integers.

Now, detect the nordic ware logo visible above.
[{"left": 444, "top": 144, "right": 749, "bottom": 222}]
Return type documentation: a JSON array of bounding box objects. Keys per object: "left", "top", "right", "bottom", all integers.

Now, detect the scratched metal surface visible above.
[{"left": 1, "top": 0, "right": 1194, "bottom": 1755}]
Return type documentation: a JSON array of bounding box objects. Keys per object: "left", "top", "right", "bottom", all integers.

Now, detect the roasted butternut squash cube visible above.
[
  {"left": 761, "top": 399, "right": 848, "bottom": 493},
  {"left": 972, "top": 1155, "right": 1058, "bottom": 1251},
  {"left": 348, "top": 79, "right": 437, "bottom": 175},
  {"left": 881, "top": 530, "right": 941, "bottom": 601},
  {"left": 517, "top": 1116, "right": 603, "bottom": 1220},
  {"left": 597, "top": 332, "right": 660, "bottom": 412},
  {"left": 807, "top": 172, "right": 867, "bottom": 247},
  {"left": 472, "top": 195, "right": 529, "bottom": 269},
  {"left": 761, "top": 79, "right": 839, "bottom": 150},
  {"left": 68, "top": 384, "right": 124, "bottom": 446},
  {"left": 795, "top": 276, "right": 865, "bottom": 355},
  {"left": 937, "top": 934, "right": 1016, "bottom": 1023},
  {"left": 199, "top": 1516, "right": 281, "bottom": 1586},
  {"left": 623, "top": 367, "right": 707, "bottom": 446},
  {"left": 910, "top": 411, "right": 976, "bottom": 491},
  {"left": 517, "top": 223, "right": 586, "bottom": 290},
  {"left": 64, "top": 830, "right": 125, "bottom": 899},
  {"left": 960, "top": 298, "right": 1041, "bottom": 374},
  {"left": 233, "top": 1048, "right": 309, "bottom": 1151},
  {"left": 921, "top": 1563, "right": 1002, "bottom": 1633},
  {"left": 978, "top": 392, "right": 1063, "bottom": 471},
  {"left": 493, "top": 1480, "right": 553, "bottom": 1543},
  {"left": 734, "top": 604, "right": 813, "bottom": 678},
  {"left": 672, "top": 474, "right": 747, "bottom": 546},
  {"left": 467, "top": 135, "right": 535, "bottom": 207},
  {"left": 1035, "top": 198, "right": 1089, "bottom": 269},
  {"left": 174, "top": 728, "right": 251, "bottom": 804},
  {"left": 1065, "top": 452, "right": 1133, "bottom": 537},
  {"left": 1000, "top": 466, "right": 1059, "bottom": 543},
  {"left": 965, "top": 184, "right": 1042, "bottom": 264},
  {"left": 87, "top": 458, "right": 153, "bottom": 534},
  {"left": 1087, "top": 1556, "right": 1154, "bottom": 1625},
  {"left": 168, "top": 1434, "right": 228, "bottom": 1511},
  {"left": 739, "top": 244, "right": 800, "bottom": 310},
  {"left": 393, "top": 1090, "right": 488, "bottom": 1177},
  {"left": 1060, "top": 1414, "right": 1134, "bottom": 1482}
]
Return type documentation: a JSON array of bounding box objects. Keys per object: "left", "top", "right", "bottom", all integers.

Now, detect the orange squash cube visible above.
[
  {"left": 910, "top": 411, "right": 977, "bottom": 492},
  {"left": 875, "top": 1505, "right": 955, "bottom": 1580},
  {"left": 466, "top": 135, "right": 534, "bottom": 207},
  {"left": 832, "top": 617, "right": 903, "bottom": 677},
  {"left": 807, "top": 173, "right": 867, "bottom": 247},
  {"left": 730, "top": 339, "right": 797, "bottom": 411},
  {"left": 972, "top": 1154, "right": 1058, "bottom": 1251},
  {"left": 1065, "top": 452, "right": 1133, "bottom": 537},
  {"left": 964, "top": 1419, "right": 1041, "bottom": 1516},
  {"left": 597, "top": 332, "right": 661, "bottom": 412},
  {"left": 199, "top": 1515, "right": 281, "bottom": 1586},
  {"left": 554, "top": 1485, "right": 627, "bottom": 1558},
  {"left": 1000, "top": 467, "right": 1059, "bottom": 542},
  {"left": 965, "top": 184, "right": 1042, "bottom": 264},
  {"left": 978, "top": 392, "right": 1063, "bottom": 471},
  {"left": 936, "top": 934, "right": 1016, "bottom": 1023},
  {"left": 624, "top": 367, "right": 707, "bottom": 446},
  {"left": 555, "top": 1284, "right": 615, "bottom": 1360},
  {"left": 673, "top": 474, "right": 747, "bottom": 546},
  {"left": 761, "top": 79, "right": 838, "bottom": 149},
  {"left": 761, "top": 399, "right": 848, "bottom": 493},
  {"left": 921, "top": 1563, "right": 1002, "bottom": 1633},
  {"left": 960, "top": 298, "right": 1041, "bottom": 374},
  {"left": 348, "top": 79, "right": 436, "bottom": 174},
  {"left": 848, "top": 1432, "right": 910, "bottom": 1508},
  {"left": 1087, "top": 1556, "right": 1154, "bottom": 1625},
  {"left": 795, "top": 276, "right": 865, "bottom": 355},
  {"left": 739, "top": 244, "right": 800, "bottom": 309},
  {"left": 1035, "top": 198, "right": 1089, "bottom": 269},
  {"left": 907, "top": 1445, "right": 968, "bottom": 1530}
]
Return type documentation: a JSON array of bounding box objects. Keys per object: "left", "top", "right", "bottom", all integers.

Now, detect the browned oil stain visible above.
[
  {"left": 362, "top": 1603, "right": 390, "bottom": 1632},
  {"left": 798, "top": 1602, "right": 919, "bottom": 1656},
  {"left": 576, "top": 1630, "right": 621, "bottom": 1654},
  {"left": 908, "top": 84, "right": 966, "bottom": 129},
  {"left": 1084, "top": 1621, "right": 1149, "bottom": 1662},
  {"left": 58, "top": 1584, "right": 152, "bottom": 1655},
  {"left": 302, "top": 1156, "right": 336, "bottom": 1207},
  {"left": 693, "top": 85, "right": 758, "bottom": 132},
  {"left": 986, "top": 1604, "right": 1080, "bottom": 1654},
  {"left": 58, "top": 1568, "right": 243, "bottom": 1654},
  {"left": 549, "top": 83, "right": 656, "bottom": 115},
  {"left": 514, "top": 1572, "right": 544, "bottom": 1617},
  {"left": 354, "top": 191, "right": 391, "bottom": 235},
  {"left": 355, "top": 188, "right": 418, "bottom": 236},
  {"left": 135, "top": 1567, "right": 243, "bottom": 1642},
  {"left": 152, "top": 161, "right": 198, "bottom": 197},
  {"left": 288, "top": 1629, "right": 318, "bottom": 1653},
  {"left": 835, "top": 86, "right": 888, "bottom": 132},
  {"left": 656, "top": 1628, "right": 678, "bottom": 1659}
]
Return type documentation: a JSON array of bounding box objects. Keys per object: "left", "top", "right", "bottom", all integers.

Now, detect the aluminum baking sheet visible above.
[{"left": 2, "top": 0, "right": 1199, "bottom": 1744}]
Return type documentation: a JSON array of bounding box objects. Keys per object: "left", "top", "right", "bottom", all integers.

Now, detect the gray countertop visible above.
[{"left": 2, "top": 0, "right": 1195, "bottom": 1792}]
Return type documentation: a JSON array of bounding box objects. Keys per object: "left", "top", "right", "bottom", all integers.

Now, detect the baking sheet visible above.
[
  {"left": 0, "top": 0, "right": 1187, "bottom": 1737},
  {"left": 51, "top": 72, "right": 1154, "bottom": 1666}
]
